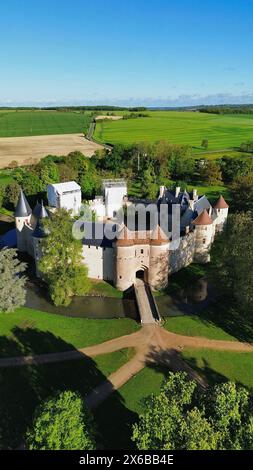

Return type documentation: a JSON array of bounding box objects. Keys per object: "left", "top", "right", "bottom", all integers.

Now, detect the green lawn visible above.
[
  {"left": 0, "top": 307, "right": 139, "bottom": 358},
  {"left": 94, "top": 365, "right": 168, "bottom": 449},
  {"left": 0, "top": 110, "right": 92, "bottom": 137},
  {"left": 0, "top": 348, "right": 134, "bottom": 449},
  {"left": 94, "top": 110, "right": 253, "bottom": 151},
  {"left": 89, "top": 279, "right": 124, "bottom": 298},
  {"left": 95, "top": 347, "right": 253, "bottom": 449},
  {"left": 164, "top": 315, "right": 237, "bottom": 341},
  {"left": 0, "top": 169, "right": 14, "bottom": 186},
  {"left": 183, "top": 348, "right": 253, "bottom": 389},
  {"left": 188, "top": 183, "right": 231, "bottom": 204}
]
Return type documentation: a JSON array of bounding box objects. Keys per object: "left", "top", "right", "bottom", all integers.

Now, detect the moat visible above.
[{"left": 25, "top": 278, "right": 215, "bottom": 320}]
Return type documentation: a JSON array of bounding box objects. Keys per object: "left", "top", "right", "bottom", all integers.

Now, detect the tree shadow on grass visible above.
[
  {"left": 197, "top": 300, "right": 253, "bottom": 343},
  {"left": 144, "top": 345, "right": 235, "bottom": 390},
  {"left": 0, "top": 329, "right": 137, "bottom": 450}
]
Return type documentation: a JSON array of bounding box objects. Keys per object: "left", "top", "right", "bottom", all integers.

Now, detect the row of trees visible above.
[
  {"left": 2, "top": 142, "right": 253, "bottom": 212},
  {"left": 199, "top": 105, "right": 253, "bottom": 115},
  {"left": 211, "top": 211, "right": 253, "bottom": 314},
  {"left": 25, "top": 372, "right": 253, "bottom": 450}
]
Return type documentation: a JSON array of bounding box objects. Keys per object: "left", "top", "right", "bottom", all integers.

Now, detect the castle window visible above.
[
  {"left": 141, "top": 249, "right": 144, "bottom": 254},
  {"left": 88, "top": 245, "right": 90, "bottom": 249},
  {"left": 119, "top": 275, "right": 122, "bottom": 279},
  {"left": 96, "top": 246, "right": 98, "bottom": 250},
  {"left": 203, "top": 239, "right": 206, "bottom": 244}
]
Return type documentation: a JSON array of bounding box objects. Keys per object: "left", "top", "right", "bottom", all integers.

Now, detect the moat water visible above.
[{"left": 25, "top": 278, "right": 215, "bottom": 320}]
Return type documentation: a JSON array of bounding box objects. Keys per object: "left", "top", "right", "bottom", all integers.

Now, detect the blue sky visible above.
[{"left": 1, "top": 0, "right": 252, "bottom": 106}]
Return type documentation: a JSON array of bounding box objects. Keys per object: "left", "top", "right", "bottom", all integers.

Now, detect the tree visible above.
[
  {"left": 230, "top": 173, "right": 253, "bottom": 212},
  {"left": 39, "top": 209, "right": 90, "bottom": 306},
  {"left": 4, "top": 181, "right": 21, "bottom": 208},
  {"left": 220, "top": 157, "right": 253, "bottom": 183},
  {"left": 143, "top": 168, "right": 157, "bottom": 199},
  {"left": 210, "top": 212, "right": 253, "bottom": 313},
  {"left": 58, "top": 163, "right": 78, "bottom": 182},
  {"left": 20, "top": 171, "right": 43, "bottom": 195},
  {"left": 201, "top": 139, "right": 208, "bottom": 149},
  {"left": 132, "top": 372, "right": 253, "bottom": 450},
  {"left": 37, "top": 160, "right": 60, "bottom": 187},
  {"left": 199, "top": 160, "right": 222, "bottom": 184},
  {"left": 26, "top": 391, "right": 96, "bottom": 450},
  {"left": 0, "top": 248, "right": 27, "bottom": 312},
  {"left": 0, "top": 186, "right": 4, "bottom": 209}
]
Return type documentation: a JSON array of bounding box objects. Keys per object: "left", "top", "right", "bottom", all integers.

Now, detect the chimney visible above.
[
  {"left": 175, "top": 186, "right": 181, "bottom": 198},
  {"left": 189, "top": 200, "right": 194, "bottom": 210},
  {"left": 185, "top": 225, "right": 190, "bottom": 234},
  {"left": 193, "top": 189, "right": 198, "bottom": 201},
  {"left": 159, "top": 185, "right": 166, "bottom": 198}
]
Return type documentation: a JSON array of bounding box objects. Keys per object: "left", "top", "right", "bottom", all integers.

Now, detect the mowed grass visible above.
[
  {"left": 95, "top": 347, "right": 253, "bottom": 449},
  {"left": 0, "top": 348, "right": 134, "bottom": 449},
  {"left": 94, "top": 110, "right": 253, "bottom": 150},
  {"left": 0, "top": 307, "right": 139, "bottom": 358},
  {"left": 0, "top": 110, "right": 91, "bottom": 137},
  {"left": 182, "top": 348, "right": 253, "bottom": 389},
  {"left": 164, "top": 315, "right": 237, "bottom": 341}
]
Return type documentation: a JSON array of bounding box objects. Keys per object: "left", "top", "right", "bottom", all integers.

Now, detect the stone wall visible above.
[{"left": 168, "top": 231, "right": 195, "bottom": 274}]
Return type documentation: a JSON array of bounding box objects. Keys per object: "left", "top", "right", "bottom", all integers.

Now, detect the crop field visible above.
[
  {"left": 94, "top": 111, "right": 253, "bottom": 150},
  {"left": 0, "top": 110, "right": 91, "bottom": 137},
  {"left": 0, "top": 134, "right": 103, "bottom": 169}
]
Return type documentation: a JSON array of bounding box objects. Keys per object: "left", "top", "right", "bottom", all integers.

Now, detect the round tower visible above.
[
  {"left": 15, "top": 189, "right": 32, "bottom": 252},
  {"left": 213, "top": 195, "right": 229, "bottom": 232},
  {"left": 149, "top": 225, "right": 169, "bottom": 290},
  {"left": 193, "top": 209, "right": 213, "bottom": 263},
  {"left": 114, "top": 225, "right": 136, "bottom": 290},
  {"left": 32, "top": 202, "right": 49, "bottom": 278}
]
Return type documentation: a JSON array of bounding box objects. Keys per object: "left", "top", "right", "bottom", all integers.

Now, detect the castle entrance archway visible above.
[{"left": 136, "top": 267, "right": 148, "bottom": 283}]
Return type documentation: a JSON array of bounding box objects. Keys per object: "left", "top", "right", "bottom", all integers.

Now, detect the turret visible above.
[
  {"left": 15, "top": 189, "right": 32, "bottom": 252},
  {"left": 193, "top": 209, "right": 214, "bottom": 263},
  {"left": 32, "top": 201, "right": 49, "bottom": 277},
  {"left": 114, "top": 225, "right": 135, "bottom": 290},
  {"left": 213, "top": 195, "right": 229, "bottom": 232},
  {"left": 149, "top": 225, "right": 169, "bottom": 290}
]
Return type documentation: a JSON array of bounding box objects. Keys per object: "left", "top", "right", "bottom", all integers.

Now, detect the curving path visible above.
[{"left": 1, "top": 322, "right": 253, "bottom": 408}]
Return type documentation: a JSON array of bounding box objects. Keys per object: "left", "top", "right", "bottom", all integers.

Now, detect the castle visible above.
[{"left": 14, "top": 180, "right": 229, "bottom": 291}]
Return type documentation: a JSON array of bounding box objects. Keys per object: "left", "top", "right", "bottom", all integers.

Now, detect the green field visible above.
[
  {"left": 0, "top": 110, "right": 91, "bottom": 137},
  {"left": 95, "top": 348, "right": 253, "bottom": 448},
  {"left": 0, "top": 307, "right": 139, "bottom": 357},
  {"left": 94, "top": 111, "right": 253, "bottom": 150},
  {"left": 0, "top": 348, "right": 134, "bottom": 449}
]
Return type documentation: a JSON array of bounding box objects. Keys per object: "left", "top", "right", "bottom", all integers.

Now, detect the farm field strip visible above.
[
  {"left": 94, "top": 111, "right": 253, "bottom": 150},
  {"left": 0, "top": 110, "right": 91, "bottom": 137},
  {"left": 0, "top": 133, "right": 103, "bottom": 169}
]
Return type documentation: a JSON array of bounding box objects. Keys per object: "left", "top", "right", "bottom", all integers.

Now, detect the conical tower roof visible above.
[
  {"left": 150, "top": 224, "right": 169, "bottom": 245},
  {"left": 32, "top": 202, "right": 49, "bottom": 238},
  {"left": 214, "top": 195, "right": 229, "bottom": 209},
  {"left": 115, "top": 225, "right": 134, "bottom": 246},
  {"left": 33, "top": 201, "right": 42, "bottom": 218},
  {"left": 14, "top": 189, "right": 32, "bottom": 217},
  {"left": 193, "top": 209, "right": 213, "bottom": 226}
]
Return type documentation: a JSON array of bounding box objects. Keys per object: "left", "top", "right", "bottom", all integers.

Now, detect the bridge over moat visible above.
[{"left": 134, "top": 278, "right": 161, "bottom": 325}]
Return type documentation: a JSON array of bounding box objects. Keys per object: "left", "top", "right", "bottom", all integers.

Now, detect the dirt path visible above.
[{"left": 1, "top": 323, "right": 253, "bottom": 408}]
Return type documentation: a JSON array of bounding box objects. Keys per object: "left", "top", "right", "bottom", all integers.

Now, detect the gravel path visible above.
[{"left": 1, "top": 324, "right": 253, "bottom": 408}]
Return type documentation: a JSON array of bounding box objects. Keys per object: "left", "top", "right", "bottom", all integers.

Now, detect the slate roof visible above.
[
  {"left": 33, "top": 201, "right": 42, "bottom": 218},
  {"left": 81, "top": 222, "right": 116, "bottom": 248},
  {"left": 14, "top": 190, "right": 32, "bottom": 217},
  {"left": 32, "top": 203, "right": 49, "bottom": 238}
]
